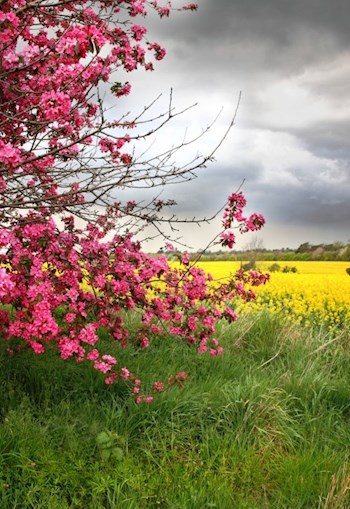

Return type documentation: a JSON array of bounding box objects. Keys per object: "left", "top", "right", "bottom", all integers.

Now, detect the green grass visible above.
[{"left": 0, "top": 312, "right": 349, "bottom": 508}]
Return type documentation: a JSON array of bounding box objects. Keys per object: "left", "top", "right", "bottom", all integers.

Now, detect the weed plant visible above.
[{"left": 0, "top": 312, "right": 349, "bottom": 508}]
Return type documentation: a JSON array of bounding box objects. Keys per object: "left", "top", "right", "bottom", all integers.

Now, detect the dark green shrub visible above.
[
  {"left": 242, "top": 261, "right": 256, "bottom": 270},
  {"left": 281, "top": 265, "right": 298, "bottom": 273},
  {"left": 268, "top": 263, "right": 281, "bottom": 272},
  {"left": 282, "top": 265, "right": 298, "bottom": 274}
]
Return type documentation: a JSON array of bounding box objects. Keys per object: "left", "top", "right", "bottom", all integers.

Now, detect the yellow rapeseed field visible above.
[{"left": 194, "top": 261, "right": 350, "bottom": 332}]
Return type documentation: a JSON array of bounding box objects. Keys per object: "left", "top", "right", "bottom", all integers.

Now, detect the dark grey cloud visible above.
[
  {"left": 292, "top": 119, "right": 350, "bottom": 161},
  {"left": 148, "top": 0, "right": 350, "bottom": 74},
  {"left": 116, "top": 0, "right": 350, "bottom": 249}
]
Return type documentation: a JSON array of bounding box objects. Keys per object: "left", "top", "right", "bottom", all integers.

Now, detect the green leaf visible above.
[
  {"left": 111, "top": 447, "right": 124, "bottom": 461},
  {"left": 100, "top": 449, "right": 111, "bottom": 461},
  {"left": 96, "top": 431, "right": 111, "bottom": 447}
]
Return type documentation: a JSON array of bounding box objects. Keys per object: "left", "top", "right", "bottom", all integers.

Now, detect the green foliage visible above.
[
  {"left": 0, "top": 313, "right": 350, "bottom": 508},
  {"left": 296, "top": 242, "right": 312, "bottom": 253},
  {"left": 346, "top": 267, "right": 350, "bottom": 276},
  {"left": 268, "top": 263, "right": 281, "bottom": 272},
  {"left": 242, "top": 261, "right": 256, "bottom": 270},
  {"left": 96, "top": 431, "right": 125, "bottom": 462},
  {"left": 267, "top": 263, "right": 297, "bottom": 273},
  {"left": 167, "top": 240, "right": 350, "bottom": 262},
  {"left": 281, "top": 265, "right": 298, "bottom": 273}
]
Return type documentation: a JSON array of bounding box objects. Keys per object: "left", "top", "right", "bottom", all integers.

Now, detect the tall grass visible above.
[{"left": 0, "top": 312, "right": 349, "bottom": 508}]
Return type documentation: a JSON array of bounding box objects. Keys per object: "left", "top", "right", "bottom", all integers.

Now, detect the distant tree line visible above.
[{"left": 158, "top": 241, "right": 350, "bottom": 262}]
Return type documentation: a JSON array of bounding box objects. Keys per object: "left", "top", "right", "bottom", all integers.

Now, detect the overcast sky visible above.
[{"left": 114, "top": 0, "right": 350, "bottom": 250}]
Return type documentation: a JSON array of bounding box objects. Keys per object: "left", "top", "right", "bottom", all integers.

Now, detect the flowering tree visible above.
[
  {"left": 0, "top": 0, "right": 268, "bottom": 401},
  {"left": 0, "top": 0, "right": 217, "bottom": 229}
]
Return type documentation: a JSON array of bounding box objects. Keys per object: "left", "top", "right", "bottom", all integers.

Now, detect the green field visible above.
[{"left": 1, "top": 311, "right": 349, "bottom": 508}]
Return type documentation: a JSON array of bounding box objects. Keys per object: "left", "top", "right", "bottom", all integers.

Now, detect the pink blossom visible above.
[
  {"left": 129, "top": 0, "right": 147, "bottom": 17},
  {"left": 140, "top": 336, "right": 150, "bottom": 349},
  {"left": 102, "top": 354, "right": 117, "bottom": 365},
  {"left": 151, "top": 323, "right": 163, "bottom": 334},
  {"left": 94, "top": 275, "right": 106, "bottom": 289},
  {"left": 165, "top": 242, "right": 174, "bottom": 251},
  {"left": 197, "top": 340, "right": 207, "bottom": 353},
  {"left": 181, "top": 252, "right": 190, "bottom": 265},
  {"left": 245, "top": 213, "right": 265, "bottom": 231},
  {"left": 157, "top": 4, "right": 171, "bottom": 17},
  {"left": 87, "top": 349, "right": 99, "bottom": 361},
  {"left": 78, "top": 324, "right": 99, "bottom": 345},
  {"left": 148, "top": 42, "right": 166, "bottom": 60},
  {"left": 64, "top": 313, "right": 76, "bottom": 323},
  {"left": 181, "top": 3, "right": 198, "bottom": 11},
  {"left": 0, "top": 140, "right": 21, "bottom": 167},
  {"left": 93, "top": 360, "right": 112, "bottom": 373},
  {"left": 121, "top": 367, "right": 130, "bottom": 379},
  {"left": 187, "top": 315, "right": 197, "bottom": 331},
  {"left": 154, "top": 381, "right": 164, "bottom": 391},
  {"left": 58, "top": 338, "right": 82, "bottom": 360},
  {"left": 0, "top": 268, "right": 14, "bottom": 298},
  {"left": 0, "top": 228, "right": 12, "bottom": 247},
  {"left": 0, "top": 12, "right": 20, "bottom": 25},
  {"left": 224, "top": 307, "right": 238, "bottom": 322},
  {"left": 41, "top": 91, "right": 71, "bottom": 122},
  {"left": 30, "top": 341, "right": 45, "bottom": 355},
  {"left": 31, "top": 300, "right": 59, "bottom": 338},
  {"left": 209, "top": 347, "right": 223, "bottom": 356},
  {"left": 220, "top": 231, "right": 236, "bottom": 249},
  {"left": 131, "top": 24, "right": 148, "bottom": 41}
]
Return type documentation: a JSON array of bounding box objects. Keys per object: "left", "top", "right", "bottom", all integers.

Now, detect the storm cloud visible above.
[{"left": 114, "top": 0, "right": 350, "bottom": 249}]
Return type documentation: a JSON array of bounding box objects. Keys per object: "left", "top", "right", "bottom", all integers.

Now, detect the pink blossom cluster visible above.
[
  {"left": 220, "top": 192, "right": 266, "bottom": 248},
  {"left": 151, "top": 1, "right": 198, "bottom": 16},
  {"left": 0, "top": 200, "right": 268, "bottom": 401}
]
